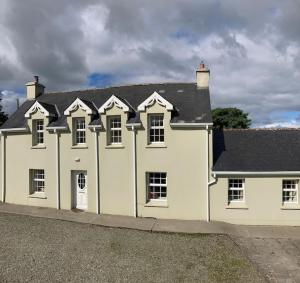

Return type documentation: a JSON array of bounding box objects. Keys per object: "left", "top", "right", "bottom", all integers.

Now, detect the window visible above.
[
  {"left": 32, "top": 169, "right": 45, "bottom": 193},
  {"left": 74, "top": 118, "right": 86, "bottom": 145},
  {"left": 34, "top": 120, "right": 44, "bottom": 145},
  {"left": 108, "top": 116, "right": 122, "bottom": 144},
  {"left": 147, "top": 172, "right": 167, "bottom": 201},
  {"left": 228, "top": 179, "right": 244, "bottom": 202},
  {"left": 282, "top": 180, "right": 298, "bottom": 203},
  {"left": 149, "top": 114, "right": 164, "bottom": 143}
]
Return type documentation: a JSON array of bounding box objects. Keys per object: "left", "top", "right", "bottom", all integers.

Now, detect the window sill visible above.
[
  {"left": 71, "top": 145, "right": 88, "bottom": 149},
  {"left": 105, "top": 145, "right": 125, "bottom": 149},
  {"left": 281, "top": 205, "right": 300, "bottom": 210},
  {"left": 226, "top": 202, "right": 248, "bottom": 209},
  {"left": 144, "top": 200, "right": 168, "bottom": 208},
  {"left": 31, "top": 145, "right": 46, "bottom": 149},
  {"left": 28, "top": 192, "right": 47, "bottom": 199},
  {"left": 145, "top": 144, "right": 167, "bottom": 148}
]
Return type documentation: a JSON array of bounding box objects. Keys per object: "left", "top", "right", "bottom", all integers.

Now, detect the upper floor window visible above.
[
  {"left": 228, "top": 179, "right": 244, "bottom": 202},
  {"left": 33, "top": 119, "right": 44, "bottom": 145},
  {"left": 149, "top": 114, "right": 164, "bottom": 143},
  {"left": 74, "top": 118, "right": 86, "bottom": 145},
  {"left": 108, "top": 116, "right": 122, "bottom": 144},
  {"left": 282, "top": 180, "right": 298, "bottom": 203},
  {"left": 31, "top": 169, "right": 45, "bottom": 193}
]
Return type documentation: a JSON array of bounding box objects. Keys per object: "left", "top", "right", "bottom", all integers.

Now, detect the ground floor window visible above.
[
  {"left": 282, "top": 180, "right": 298, "bottom": 203},
  {"left": 228, "top": 179, "right": 244, "bottom": 202},
  {"left": 31, "top": 169, "right": 45, "bottom": 193},
  {"left": 147, "top": 172, "right": 167, "bottom": 201}
]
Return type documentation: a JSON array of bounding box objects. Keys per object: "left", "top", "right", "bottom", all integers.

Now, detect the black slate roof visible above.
[
  {"left": 1, "top": 83, "right": 212, "bottom": 129},
  {"left": 213, "top": 129, "right": 300, "bottom": 172}
]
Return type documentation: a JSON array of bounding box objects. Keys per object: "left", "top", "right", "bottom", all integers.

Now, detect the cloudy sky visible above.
[{"left": 0, "top": 0, "right": 300, "bottom": 127}]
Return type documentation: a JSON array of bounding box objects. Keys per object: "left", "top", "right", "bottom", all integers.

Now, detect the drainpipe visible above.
[
  {"left": 206, "top": 125, "right": 210, "bottom": 222},
  {"left": 131, "top": 125, "right": 137, "bottom": 217},
  {"left": 94, "top": 128, "right": 100, "bottom": 214},
  {"left": 1, "top": 133, "right": 5, "bottom": 203},
  {"left": 54, "top": 129, "right": 60, "bottom": 210}
]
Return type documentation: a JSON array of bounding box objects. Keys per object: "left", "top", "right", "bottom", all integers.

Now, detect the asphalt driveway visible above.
[{"left": 0, "top": 212, "right": 264, "bottom": 283}]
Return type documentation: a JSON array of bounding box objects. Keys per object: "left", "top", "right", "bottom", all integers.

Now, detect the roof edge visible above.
[{"left": 213, "top": 171, "right": 300, "bottom": 176}]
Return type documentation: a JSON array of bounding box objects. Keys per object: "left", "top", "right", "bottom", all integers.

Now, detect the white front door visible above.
[{"left": 75, "top": 171, "right": 88, "bottom": 210}]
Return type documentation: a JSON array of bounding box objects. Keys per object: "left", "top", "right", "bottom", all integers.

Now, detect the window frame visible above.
[
  {"left": 74, "top": 117, "right": 86, "bottom": 145},
  {"left": 228, "top": 178, "right": 245, "bottom": 203},
  {"left": 147, "top": 172, "right": 167, "bottom": 201},
  {"left": 148, "top": 114, "right": 165, "bottom": 144},
  {"left": 282, "top": 179, "right": 298, "bottom": 204},
  {"left": 108, "top": 115, "right": 122, "bottom": 145},
  {"left": 34, "top": 119, "right": 44, "bottom": 145},
  {"left": 31, "top": 169, "right": 45, "bottom": 193}
]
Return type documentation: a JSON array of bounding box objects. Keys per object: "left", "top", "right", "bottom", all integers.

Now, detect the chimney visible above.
[
  {"left": 196, "top": 62, "right": 210, "bottom": 89},
  {"left": 26, "top": 75, "right": 45, "bottom": 100}
]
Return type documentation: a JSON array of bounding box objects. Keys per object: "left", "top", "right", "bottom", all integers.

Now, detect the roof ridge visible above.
[{"left": 44, "top": 82, "right": 196, "bottom": 95}]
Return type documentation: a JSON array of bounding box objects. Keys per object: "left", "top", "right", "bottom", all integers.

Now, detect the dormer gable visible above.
[
  {"left": 64, "top": 98, "right": 96, "bottom": 116},
  {"left": 137, "top": 91, "right": 173, "bottom": 112},
  {"left": 24, "top": 101, "right": 57, "bottom": 118},
  {"left": 98, "top": 95, "right": 131, "bottom": 114}
]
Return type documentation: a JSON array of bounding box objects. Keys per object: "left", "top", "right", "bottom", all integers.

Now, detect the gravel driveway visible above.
[
  {"left": 0, "top": 212, "right": 264, "bottom": 283},
  {"left": 234, "top": 236, "right": 300, "bottom": 283}
]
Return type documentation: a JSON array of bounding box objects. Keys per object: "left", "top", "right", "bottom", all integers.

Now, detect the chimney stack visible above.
[
  {"left": 26, "top": 75, "right": 45, "bottom": 100},
  {"left": 196, "top": 62, "right": 210, "bottom": 89}
]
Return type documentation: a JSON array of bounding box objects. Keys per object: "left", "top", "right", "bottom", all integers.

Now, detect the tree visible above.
[
  {"left": 212, "top": 107, "right": 251, "bottom": 129},
  {"left": 0, "top": 97, "right": 8, "bottom": 127}
]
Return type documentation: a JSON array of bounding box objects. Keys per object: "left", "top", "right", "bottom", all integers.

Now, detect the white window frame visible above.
[
  {"left": 32, "top": 169, "right": 45, "bottom": 193},
  {"left": 147, "top": 172, "right": 167, "bottom": 201},
  {"left": 282, "top": 179, "right": 298, "bottom": 204},
  {"left": 34, "top": 119, "right": 44, "bottom": 145},
  {"left": 74, "top": 118, "right": 86, "bottom": 145},
  {"left": 149, "top": 114, "right": 164, "bottom": 144},
  {"left": 228, "top": 179, "right": 245, "bottom": 203},
  {"left": 108, "top": 115, "right": 122, "bottom": 145}
]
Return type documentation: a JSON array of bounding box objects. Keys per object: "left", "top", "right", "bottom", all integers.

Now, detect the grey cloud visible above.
[{"left": 0, "top": 0, "right": 300, "bottom": 127}]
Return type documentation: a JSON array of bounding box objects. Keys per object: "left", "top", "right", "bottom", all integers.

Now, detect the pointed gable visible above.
[
  {"left": 98, "top": 95, "right": 132, "bottom": 114},
  {"left": 137, "top": 91, "right": 173, "bottom": 111},
  {"left": 24, "top": 101, "right": 57, "bottom": 118},
  {"left": 64, "top": 98, "right": 97, "bottom": 116}
]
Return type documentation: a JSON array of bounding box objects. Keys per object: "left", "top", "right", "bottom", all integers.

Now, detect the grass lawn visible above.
[{"left": 0, "top": 213, "right": 264, "bottom": 282}]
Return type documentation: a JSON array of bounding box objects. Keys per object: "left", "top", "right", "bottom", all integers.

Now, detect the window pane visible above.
[
  {"left": 228, "top": 179, "right": 244, "bottom": 202},
  {"left": 148, "top": 172, "right": 167, "bottom": 200},
  {"left": 75, "top": 118, "right": 86, "bottom": 144},
  {"left": 149, "top": 115, "right": 164, "bottom": 143},
  {"left": 282, "top": 179, "right": 298, "bottom": 203},
  {"left": 109, "top": 116, "right": 122, "bottom": 144},
  {"left": 33, "top": 169, "right": 45, "bottom": 193}
]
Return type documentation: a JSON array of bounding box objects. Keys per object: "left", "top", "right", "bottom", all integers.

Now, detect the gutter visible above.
[
  {"left": 87, "top": 125, "right": 102, "bottom": 130},
  {"left": 94, "top": 128, "right": 100, "bottom": 214},
  {"left": 0, "top": 127, "right": 28, "bottom": 133},
  {"left": 54, "top": 129, "right": 60, "bottom": 210},
  {"left": 206, "top": 125, "right": 210, "bottom": 222},
  {"left": 212, "top": 171, "right": 300, "bottom": 176},
  {"left": 131, "top": 125, "right": 138, "bottom": 217},
  {"left": 46, "top": 126, "right": 68, "bottom": 131},
  {"left": 170, "top": 122, "right": 213, "bottom": 128},
  {"left": 125, "top": 123, "right": 142, "bottom": 128},
  {"left": 1, "top": 133, "right": 5, "bottom": 203}
]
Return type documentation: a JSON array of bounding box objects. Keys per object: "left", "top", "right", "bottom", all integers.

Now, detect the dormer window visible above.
[
  {"left": 149, "top": 114, "right": 164, "bottom": 143},
  {"left": 74, "top": 118, "right": 86, "bottom": 145},
  {"left": 33, "top": 119, "right": 44, "bottom": 145},
  {"left": 108, "top": 116, "right": 122, "bottom": 145}
]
